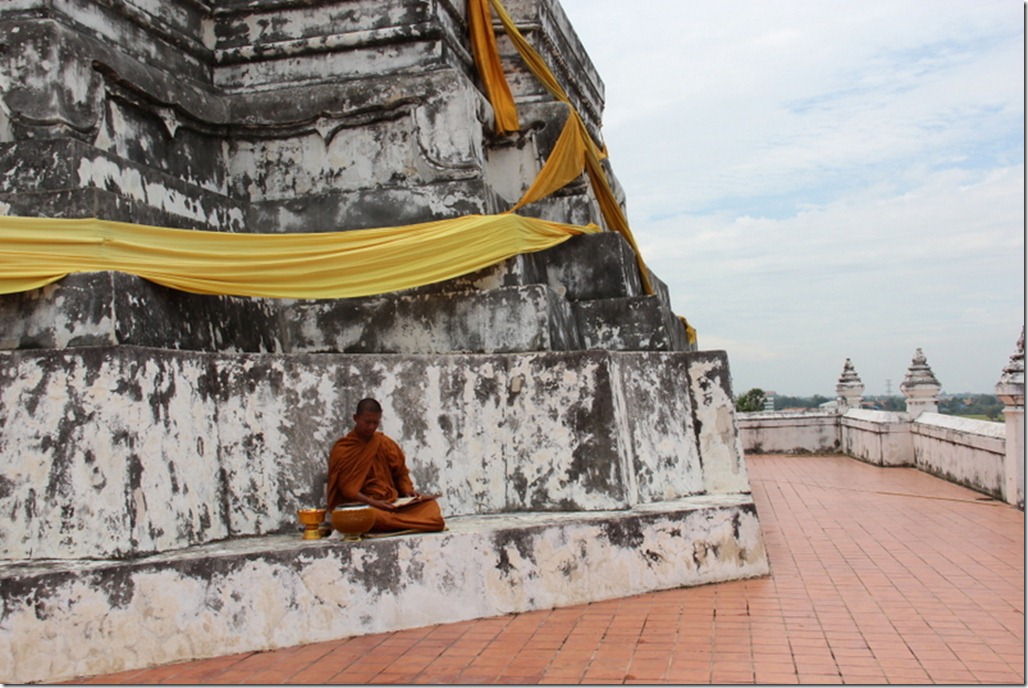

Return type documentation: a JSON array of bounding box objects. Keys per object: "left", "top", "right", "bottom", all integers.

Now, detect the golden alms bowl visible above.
[
  {"left": 331, "top": 505, "right": 376, "bottom": 541},
  {"left": 296, "top": 508, "right": 327, "bottom": 539}
]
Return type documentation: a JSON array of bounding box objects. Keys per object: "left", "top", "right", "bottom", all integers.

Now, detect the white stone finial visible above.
[
  {"left": 835, "top": 358, "right": 864, "bottom": 411},
  {"left": 996, "top": 327, "right": 1025, "bottom": 507},
  {"left": 996, "top": 326, "right": 1025, "bottom": 407},
  {"left": 901, "top": 347, "right": 941, "bottom": 418}
]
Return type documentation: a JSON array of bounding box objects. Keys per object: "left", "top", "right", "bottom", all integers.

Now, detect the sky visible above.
[{"left": 558, "top": 0, "right": 1024, "bottom": 396}]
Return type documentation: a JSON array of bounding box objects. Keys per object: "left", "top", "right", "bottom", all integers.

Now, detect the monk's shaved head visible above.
[{"left": 356, "top": 398, "right": 382, "bottom": 415}]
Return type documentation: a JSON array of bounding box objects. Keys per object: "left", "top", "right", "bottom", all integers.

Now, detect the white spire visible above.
[
  {"left": 835, "top": 358, "right": 864, "bottom": 411},
  {"left": 900, "top": 348, "right": 941, "bottom": 418}
]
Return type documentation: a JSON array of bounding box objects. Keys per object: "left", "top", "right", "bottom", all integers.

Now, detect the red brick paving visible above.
[{"left": 64, "top": 454, "right": 1024, "bottom": 684}]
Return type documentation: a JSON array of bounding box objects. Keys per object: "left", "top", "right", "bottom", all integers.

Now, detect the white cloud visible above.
[{"left": 559, "top": 0, "right": 1024, "bottom": 394}]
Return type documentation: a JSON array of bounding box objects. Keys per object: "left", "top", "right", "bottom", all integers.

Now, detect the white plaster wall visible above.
[
  {"left": 687, "top": 355, "right": 751, "bottom": 494},
  {"left": 1002, "top": 407, "right": 1025, "bottom": 507},
  {"left": 612, "top": 354, "right": 706, "bottom": 502},
  {"left": 911, "top": 413, "right": 1005, "bottom": 498},
  {"left": 841, "top": 409, "right": 913, "bottom": 466},
  {"left": 0, "top": 348, "right": 734, "bottom": 560},
  {"left": 738, "top": 411, "right": 841, "bottom": 454},
  {"left": 0, "top": 350, "right": 228, "bottom": 559}
]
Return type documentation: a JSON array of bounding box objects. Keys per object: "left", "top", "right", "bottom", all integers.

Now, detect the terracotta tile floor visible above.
[{"left": 69, "top": 454, "right": 1024, "bottom": 685}]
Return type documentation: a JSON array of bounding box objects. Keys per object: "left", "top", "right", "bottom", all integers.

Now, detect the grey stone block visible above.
[
  {"left": 246, "top": 180, "right": 503, "bottom": 233},
  {"left": 0, "top": 274, "right": 584, "bottom": 354},
  {"left": 574, "top": 296, "right": 675, "bottom": 352},
  {"left": 0, "top": 272, "right": 286, "bottom": 352},
  {"left": 0, "top": 139, "right": 247, "bottom": 231},
  {"left": 0, "top": 220, "right": 688, "bottom": 354},
  {"left": 289, "top": 284, "right": 581, "bottom": 354},
  {"left": 532, "top": 232, "right": 644, "bottom": 300},
  {"left": 211, "top": 0, "right": 471, "bottom": 90}
]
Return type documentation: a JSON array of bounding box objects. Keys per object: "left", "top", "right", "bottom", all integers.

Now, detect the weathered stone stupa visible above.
[{"left": 0, "top": 0, "right": 768, "bottom": 682}]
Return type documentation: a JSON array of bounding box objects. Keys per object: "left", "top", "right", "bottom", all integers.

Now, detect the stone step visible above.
[
  {"left": 0, "top": 273, "right": 580, "bottom": 354},
  {"left": 0, "top": 272, "right": 287, "bottom": 353},
  {"left": 0, "top": 128, "right": 502, "bottom": 234},
  {"left": 211, "top": 0, "right": 472, "bottom": 92},
  {"left": 0, "top": 139, "right": 249, "bottom": 232},
  {"left": 412, "top": 232, "right": 652, "bottom": 302},
  {"left": 0, "top": 494, "right": 769, "bottom": 685},
  {"left": 288, "top": 283, "right": 581, "bottom": 353},
  {"left": 574, "top": 296, "right": 683, "bottom": 352}
]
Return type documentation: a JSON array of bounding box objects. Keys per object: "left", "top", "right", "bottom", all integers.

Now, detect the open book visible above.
[{"left": 392, "top": 494, "right": 440, "bottom": 509}]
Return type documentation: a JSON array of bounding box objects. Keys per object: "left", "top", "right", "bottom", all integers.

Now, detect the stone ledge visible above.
[
  {"left": 0, "top": 494, "right": 769, "bottom": 684},
  {"left": 913, "top": 412, "right": 1005, "bottom": 441},
  {"left": 843, "top": 408, "right": 907, "bottom": 423}
]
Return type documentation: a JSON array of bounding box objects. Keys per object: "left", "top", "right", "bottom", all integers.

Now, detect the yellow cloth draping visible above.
[
  {"left": 481, "top": 0, "right": 570, "bottom": 104},
  {"left": 472, "top": 0, "right": 656, "bottom": 296},
  {"left": 509, "top": 107, "right": 589, "bottom": 212},
  {"left": 468, "top": 0, "right": 520, "bottom": 134},
  {"left": 679, "top": 316, "right": 698, "bottom": 347},
  {"left": 0, "top": 214, "right": 598, "bottom": 298}
]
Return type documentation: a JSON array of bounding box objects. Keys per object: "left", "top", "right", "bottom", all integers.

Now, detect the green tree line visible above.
[{"left": 734, "top": 389, "right": 1005, "bottom": 420}]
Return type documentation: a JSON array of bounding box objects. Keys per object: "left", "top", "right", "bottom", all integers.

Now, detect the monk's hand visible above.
[{"left": 370, "top": 498, "right": 397, "bottom": 512}]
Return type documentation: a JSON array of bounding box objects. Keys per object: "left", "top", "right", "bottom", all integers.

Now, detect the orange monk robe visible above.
[{"left": 326, "top": 430, "right": 445, "bottom": 533}]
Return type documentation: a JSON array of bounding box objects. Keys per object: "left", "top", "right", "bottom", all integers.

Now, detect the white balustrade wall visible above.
[
  {"left": 912, "top": 413, "right": 1006, "bottom": 497},
  {"left": 739, "top": 409, "right": 1011, "bottom": 500},
  {"left": 739, "top": 331, "right": 1025, "bottom": 508}
]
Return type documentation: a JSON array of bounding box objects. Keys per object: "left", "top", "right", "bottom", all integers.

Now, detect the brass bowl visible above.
[
  {"left": 331, "top": 505, "right": 376, "bottom": 541},
  {"left": 296, "top": 508, "right": 327, "bottom": 540}
]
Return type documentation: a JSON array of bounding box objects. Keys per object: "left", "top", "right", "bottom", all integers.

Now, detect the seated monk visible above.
[{"left": 326, "top": 398, "right": 445, "bottom": 533}]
